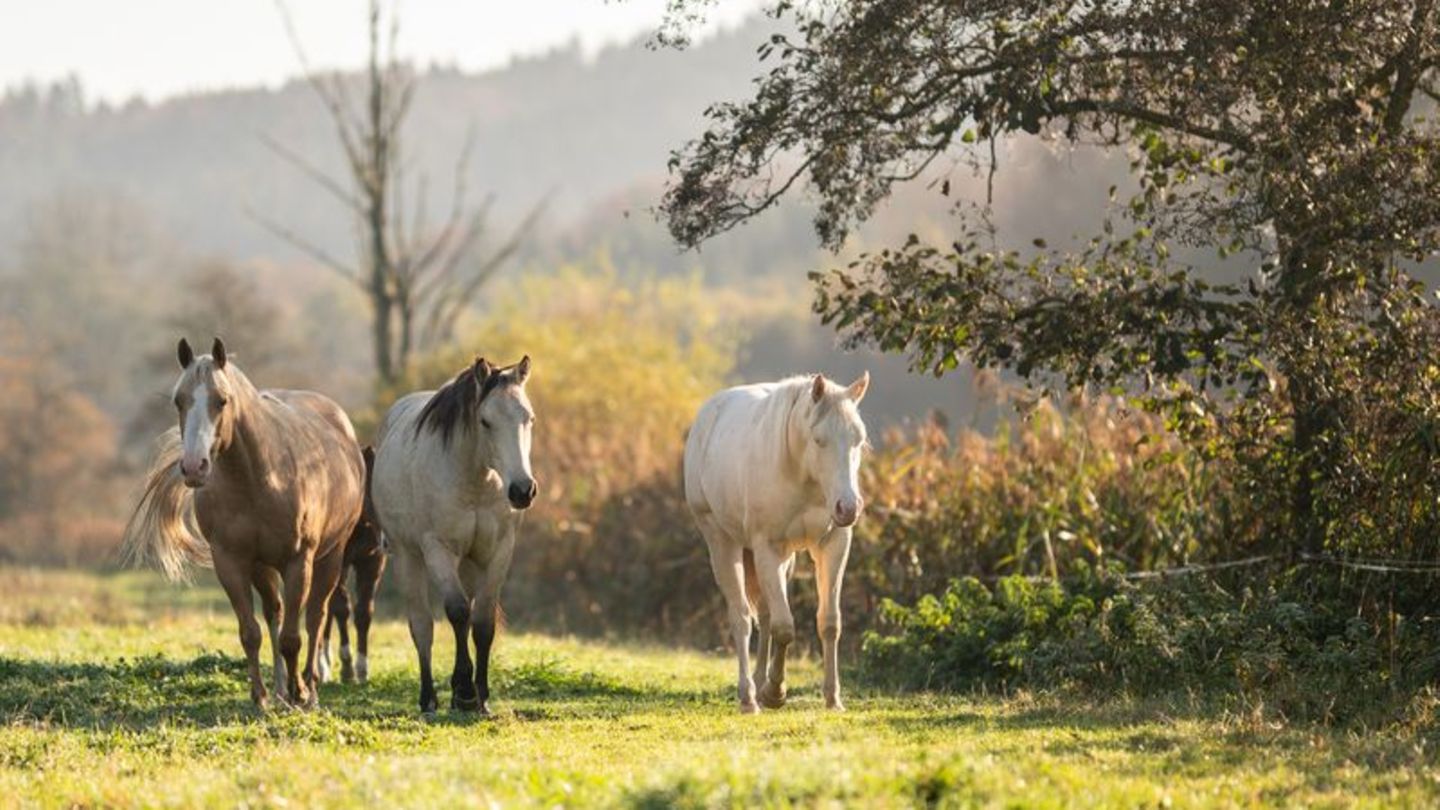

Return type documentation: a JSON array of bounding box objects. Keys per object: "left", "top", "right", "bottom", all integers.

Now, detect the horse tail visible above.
[{"left": 120, "top": 427, "right": 211, "bottom": 581}]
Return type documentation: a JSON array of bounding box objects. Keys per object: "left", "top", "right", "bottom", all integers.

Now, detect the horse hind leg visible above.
[
  {"left": 253, "top": 565, "right": 288, "bottom": 705},
  {"left": 743, "top": 549, "right": 771, "bottom": 689},
  {"left": 699, "top": 516, "right": 757, "bottom": 714},
  {"left": 329, "top": 572, "right": 355, "bottom": 683},
  {"left": 396, "top": 543, "right": 437, "bottom": 714},
  {"left": 352, "top": 553, "right": 385, "bottom": 685}
]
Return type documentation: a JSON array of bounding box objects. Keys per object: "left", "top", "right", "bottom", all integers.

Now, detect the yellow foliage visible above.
[{"left": 390, "top": 265, "right": 739, "bottom": 508}]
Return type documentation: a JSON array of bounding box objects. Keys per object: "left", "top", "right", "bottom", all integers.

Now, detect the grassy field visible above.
[{"left": 1, "top": 567, "right": 1438, "bottom": 808}]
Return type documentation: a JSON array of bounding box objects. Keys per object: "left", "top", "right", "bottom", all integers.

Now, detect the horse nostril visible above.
[
  {"left": 527, "top": 480, "right": 538, "bottom": 500},
  {"left": 508, "top": 481, "right": 535, "bottom": 507}
]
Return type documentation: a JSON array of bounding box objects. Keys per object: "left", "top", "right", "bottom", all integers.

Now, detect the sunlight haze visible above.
[{"left": 0, "top": 0, "right": 765, "bottom": 103}]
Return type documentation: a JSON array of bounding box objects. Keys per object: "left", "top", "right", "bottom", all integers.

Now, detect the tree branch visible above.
[{"left": 246, "top": 205, "right": 360, "bottom": 287}]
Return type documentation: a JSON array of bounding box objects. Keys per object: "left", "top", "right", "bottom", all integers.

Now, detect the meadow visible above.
[{"left": 0, "top": 567, "right": 1436, "bottom": 809}]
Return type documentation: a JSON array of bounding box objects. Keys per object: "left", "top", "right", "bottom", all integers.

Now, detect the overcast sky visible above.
[{"left": 0, "top": 0, "right": 765, "bottom": 105}]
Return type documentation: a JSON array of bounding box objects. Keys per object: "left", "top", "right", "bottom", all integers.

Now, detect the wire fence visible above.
[{"left": 977, "top": 551, "right": 1440, "bottom": 585}]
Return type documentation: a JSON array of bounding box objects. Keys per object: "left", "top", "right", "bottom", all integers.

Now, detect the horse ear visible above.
[
  {"left": 472, "top": 356, "right": 492, "bottom": 386},
  {"left": 811, "top": 374, "right": 827, "bottom": 403},
  {"left": 177, "top": 338, "right": 194, "bottom": 369},
  {"left": 515, "top": 354, "right": 531, "bottom": 384},
  {"left": 211, "top": 337, "right": 227, "bottom": 370},
  {"left": 847, "top": 370, "right": 870, "bottom": 403}
]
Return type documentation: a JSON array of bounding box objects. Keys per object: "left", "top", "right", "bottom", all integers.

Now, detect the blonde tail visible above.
[{"left": 120, "top": 428, "right": 212, "bottom": 581}]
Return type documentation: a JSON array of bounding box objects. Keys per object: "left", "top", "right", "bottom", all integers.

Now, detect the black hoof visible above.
[
  {"left": 451, "top": 692, "right": 483, "bottom": 712},
  {"left": 420, "top": 688, "right": 439, "bottom": 715}
]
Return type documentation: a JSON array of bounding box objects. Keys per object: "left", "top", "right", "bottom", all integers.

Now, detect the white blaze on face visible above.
[
  {"left": 179, "top": 380, "right": 217, "bottom": 480},
  {"left": 808, "top": 390, "right": 868, "bottom": 529},
  {"left": 829, "top": 411, "right": 866, "bottom": 527}
]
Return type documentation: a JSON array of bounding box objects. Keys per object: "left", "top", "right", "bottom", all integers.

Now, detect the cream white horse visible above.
[
  {"left": 684, "top": 372, "right": 870, "bottom": 713},
  {"left": 371, "top": 355, "right": 536, "bottom": 714}
]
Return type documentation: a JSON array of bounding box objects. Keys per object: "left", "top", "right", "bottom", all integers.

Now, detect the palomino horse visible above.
[
  {"left": 372, "top": 355, "right": 536, "bottom": 714},
  {"left": 684, "top": 372, "right": 870, "bottom": 713},
  {"left": 122, "top": 337, "right": 366, "bottom": 710},
  {"left": 318, "top": 446, "right": 387, "bottom": 685}
]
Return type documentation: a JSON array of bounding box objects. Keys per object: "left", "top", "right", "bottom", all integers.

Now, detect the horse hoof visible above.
[
  {"left": 739, "top": 701, "right": 760, "bottom": 715},
  {"left": 757, "top": 682, "right": 787, "bottom": 709},
  {"left": 826, "top": 698, "right": 846, "bottom": 711},
  {"left": 341, "top": 665, "right": 356, "bottom": 684},
  {"left": 451, "top": 693, "right": 483, "bottom": 712}
]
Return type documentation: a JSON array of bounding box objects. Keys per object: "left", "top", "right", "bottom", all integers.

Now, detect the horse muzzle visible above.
[
  {"left": 507, "top": 479, "right": 537, "bottom": 510},
  {"left": 833, "top": 496, "right": 863, "bottom": 528},
  {"left": 179, "top": 457, "right": 211, "bottom": 489}
]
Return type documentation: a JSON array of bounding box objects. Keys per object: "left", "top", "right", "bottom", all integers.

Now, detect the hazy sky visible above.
[{"left": 0, "top": 0, "right": 765, "bottom": 105}]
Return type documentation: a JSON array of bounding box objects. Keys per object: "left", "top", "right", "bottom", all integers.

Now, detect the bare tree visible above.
[{"left": 259, "top": 0, "right": 542, "bottom": 385}]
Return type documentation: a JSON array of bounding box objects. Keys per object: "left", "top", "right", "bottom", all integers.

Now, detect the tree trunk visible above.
[
  {"left": 1275, "top": 224, "right": 1329, "bottom": 558},
  {"left": 1288, "top": 376, "right": 1324, "bottom": 557}
]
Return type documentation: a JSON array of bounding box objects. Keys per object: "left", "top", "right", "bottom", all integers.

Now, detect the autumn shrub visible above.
[{"left": 0, "top": 321, "right": 125, "bottom": 565}]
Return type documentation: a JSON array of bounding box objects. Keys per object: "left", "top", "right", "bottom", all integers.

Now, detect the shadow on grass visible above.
[
  {"left": 873, "top": 691, "right": 1438, "bottom": 798},
  {"left": 0, "top": 650, "right": 710, "bottom": 730},
  {"left": 0, "top": 653, "right": 255, "bottom": 728}
]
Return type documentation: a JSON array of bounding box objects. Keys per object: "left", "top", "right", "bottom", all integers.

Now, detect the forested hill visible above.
[{"left": 0, "top": 18, "right": 771, "bottom": 264}]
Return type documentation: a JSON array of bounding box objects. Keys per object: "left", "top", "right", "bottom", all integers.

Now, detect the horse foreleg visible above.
[
  {"left": 753, "top": 543, "right": 795, "bottom": 710},
  {"left": 279, "top": 551, "right": 315, "bottom": 706},
  {"left": 420, "top": 534, "right": 478, "bottom": 711},
  {"left": 353, "top": 553, "right": 385, "bottom": 685},
  {"left": 213, "top": 550, "right": 267, "bottom": 711},
  {"left": 812, "top": 527, "right": 852, "bottom": 710},
  {"left": 464, "top": 533, "right": 515, "bottom": 716},
  {"left": 252, "top": 565, "right": 288, "bottom": 704},
  {"left": 397, "top": 543, "right": 437, "bottom": 714},
  {"left": 301, "top": 546, "right": 345, "bottom": 709}
]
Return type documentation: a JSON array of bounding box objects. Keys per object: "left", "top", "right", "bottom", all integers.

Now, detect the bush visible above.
[
  {"left": 861, "top": 569, "right": 1440, "bottom": 724},
  {"left": 826, "top": 384, "right": 1235, "bottom": 651}
]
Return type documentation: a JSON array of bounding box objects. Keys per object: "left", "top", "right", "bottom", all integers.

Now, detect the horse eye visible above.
[
  {"left": 216, "top": 397, "right": 229, "bottom": 409},
  {"left": 481, "top": 418, "right": 492, "bottom": 430}
]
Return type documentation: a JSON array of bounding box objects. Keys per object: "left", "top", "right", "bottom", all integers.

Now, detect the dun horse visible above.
[
  {"left": 684, "top": 372, "right": 870, "bottom": 713},
  {"left": 122, "top": 338, "right": 366, "bottom": 710},
  {"left": 372, "top": 355, "right": 536, "bottom": 714},
  {"left": 318, "top": 446, "right": 387, "bottom": 685}
]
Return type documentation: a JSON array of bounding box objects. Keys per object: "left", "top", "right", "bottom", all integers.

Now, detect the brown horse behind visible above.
[
  {"left": 122, "top": 337, "right": 365, "bottom": 710},
  {"left": 318, "top": 446, "right": 388, "bottom": 685}
]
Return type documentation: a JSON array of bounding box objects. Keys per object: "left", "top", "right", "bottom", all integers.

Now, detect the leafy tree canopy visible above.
[{"left": 662, "top": 1, "right": 1440, "bottom": 555}]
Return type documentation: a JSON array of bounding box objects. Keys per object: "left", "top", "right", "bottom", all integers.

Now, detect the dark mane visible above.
[{"left": 412, "top": 362, "right": 516, "bottom": 446}]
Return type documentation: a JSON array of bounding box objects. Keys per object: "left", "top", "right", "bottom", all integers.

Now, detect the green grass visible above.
[{"left": 1, "top": 567, "right": 1438, "bottom": 808}]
